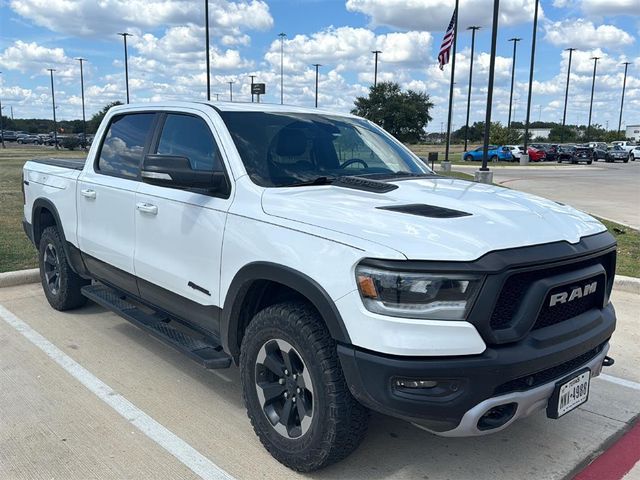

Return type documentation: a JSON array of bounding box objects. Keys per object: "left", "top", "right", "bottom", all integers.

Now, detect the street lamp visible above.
[
  {"left": 0, "top": 71, "right": 4, "bottom": 149},
  {"left": 117, "top": 32, "right": 133, "bottom": 103},
  {"left": 204, "top": 0, "right": 211, "bottom": 101},
  {"left": 587, "top": 56, "right": 600, "bottom": 140},
  {"left": 561, "top": 48, "right": 576, "bottom": 143},
  {"left": 464, "top": 26, "right": 480, "bottom": 151},
  {"left": 618, "top": 62, "right": 631, "bottom": 136},
  {"left": 228, "top": 80, "right": 234, "bottom": 102},
  {"left": 249, "top": 74, "right": 256, "bottom": 103},
  {"left": 523, "top": 0, "right": 540, "bottom": 151},
  {"left": 371, "top": 50, "right": 382, "bottom": 87},
  {"left": 507, "top": 37, "right": 521, "bottom": 129},
  {"left": 278, "top": 32, "right": 286, "bottom": 105},
  {"left": 312, "top": 64, "right": 322, "bottom": 108},
  {"left": 47, "top": 69, "right": 58, "bottom": 150},
  {"left": 75, "top": 58, "right": 87, "bottom": 148}
]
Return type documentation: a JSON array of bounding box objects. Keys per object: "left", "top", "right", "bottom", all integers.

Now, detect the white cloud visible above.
[
  {"left": 346, "top": 0, "right": 541, "bottom": 31},
  {"left": 545, "top": 19, "right": 634, "bottom": 49},
  {"left": 9, "top": 0, "right": 273, "bottom": 37},
  {"left": 580, "top": 0, "right": 640, "bottom": 17}
]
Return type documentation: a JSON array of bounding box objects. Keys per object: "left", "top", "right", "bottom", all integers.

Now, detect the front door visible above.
[
  {"left": 134, "top": 111, "right": 232, "bottom": 335},
  {"left": 77, "top": 112, "right": 156, "bottom": 294}
]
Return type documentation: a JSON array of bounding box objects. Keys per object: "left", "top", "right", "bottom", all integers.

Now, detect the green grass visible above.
[
  {"left": 0, "top": 146, "right": 638, "bottom": 278},
  {"left": 0, "top": 146, "right": 86, "bottom": 273}
]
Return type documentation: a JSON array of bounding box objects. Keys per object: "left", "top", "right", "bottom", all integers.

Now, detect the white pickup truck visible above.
[{"left": 22, "top": 102, "right": 617, "bottom": 471}]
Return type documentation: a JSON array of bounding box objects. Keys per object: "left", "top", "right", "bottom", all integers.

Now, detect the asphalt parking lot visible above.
[
  {"left": 456, "top": 161, "right": 640, "bottom": 229},
  {"left": 1, "top": 282, "right": 638, "bottom": 480}
]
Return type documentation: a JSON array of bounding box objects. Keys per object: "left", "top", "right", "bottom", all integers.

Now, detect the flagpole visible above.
[{"left": 444, "top": 0, "right": 459, "bottom": 162}]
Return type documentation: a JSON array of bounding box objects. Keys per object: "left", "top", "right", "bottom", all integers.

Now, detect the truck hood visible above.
[{"left": 261, "top": 177, "right": 605, "bottom": 261}]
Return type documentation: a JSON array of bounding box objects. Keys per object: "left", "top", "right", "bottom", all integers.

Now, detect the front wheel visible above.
[
  {"left": 38, "top": 226, "right": 89, "bottom": 310},
  {"left": 464, "top": 155, "right": 473, "bottom": 162},
  {"left": 240, "top": 302, "right": 369, "bottom": 472}
]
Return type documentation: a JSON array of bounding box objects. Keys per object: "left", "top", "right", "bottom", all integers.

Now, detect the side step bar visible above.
[{"left": 81, "top": 284, "right": 232, "bottom": 369}]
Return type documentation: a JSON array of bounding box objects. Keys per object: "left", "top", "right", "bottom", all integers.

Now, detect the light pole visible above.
[
  {"left": 0, "top": 71, "right": 4, "bottom": 149},
  {"left": 47, "top": 69, "right": 58, "bottom": 150},
  {"left": 118, "top": 32, "right": 132, "bottom": 103},
  {"left": 76, "top": 58, "right": 87, "bottom": 148},
  {"left": 372, "top": 50, "right": 382, "bottom": 87},
  {"left": 561, "top": 47, "right": 576, "bottom": 143},
  {"left": 249, "top": 74, "right": 256, "bottom": 103},
  {"left": 228, "top": 80, "right": 234, "bottom": 102},
  {"left": 587, "top": 56, "right": 600, "bottom": 140},
  {"left": 312, "top": 64, "right": 322, "bottom": 108},
  {"left": 464, "top": 26, "right": 480, "bottom": 151},
  {"left": 204, "top": 0, "right": 211, "bottom": 101},
  {"left": 480, "top": 0, "right": 500, "bottom": 173},
  {"left": 618, "top": 62, "right": 631, "bottom": 136},
  {"left": 278, "top": 32, "right": 286, "bottom": 105},
  {"left": 507, "top": 37, "right": 521, "bottom": 129},
  {"left": 523, "top": 0, "right": 539, "bottom": 150}
]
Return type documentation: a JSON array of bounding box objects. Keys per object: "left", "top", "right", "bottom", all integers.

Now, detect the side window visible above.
[
  {"left": 156, "top": 114, "right": 222, "bottom": 171},
  {"left": 98, "top": 113, "right": 155, "bottom": 178}
]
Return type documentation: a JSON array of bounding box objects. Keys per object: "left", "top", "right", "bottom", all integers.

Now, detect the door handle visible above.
[
  {"left": 136, "top": 202, "right": 158, "bottom": 215},
  {"left": 80, "top": 189, "right": 96, "bottom": 199}
]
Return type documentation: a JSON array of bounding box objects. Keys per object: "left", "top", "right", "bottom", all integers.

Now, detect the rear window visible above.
[{"left": 98, "top": 113, "right": 155, "bottom": 178}]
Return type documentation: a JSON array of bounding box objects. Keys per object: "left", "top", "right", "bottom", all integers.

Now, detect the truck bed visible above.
[{"left": 29, "top": 157, "right": 86, "bottom": 170}]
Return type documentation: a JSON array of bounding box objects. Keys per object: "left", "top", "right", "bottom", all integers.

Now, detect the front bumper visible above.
[{"left": 338, "top": 302, "right": 615, "bottom": 435}]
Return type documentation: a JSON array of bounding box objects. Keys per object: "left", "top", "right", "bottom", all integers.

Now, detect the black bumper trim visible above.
[{"left": 339, "top": 303, "right": 615, "bottom": 432}]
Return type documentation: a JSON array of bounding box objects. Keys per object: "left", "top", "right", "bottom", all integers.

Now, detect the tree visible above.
[
  {"left": 352, "top": 82, "right": 433, "bottom": 143},
  {"left": 489, "top": 122, "right": 521, "bottom": 145},
  {"left": 87, "top": 101, "right": 123, "bottom": 133},
  {"left": 548, "top": 125, "right": 578, "bottom": 143}
]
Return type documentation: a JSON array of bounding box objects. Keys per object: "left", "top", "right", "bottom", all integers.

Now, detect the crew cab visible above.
[{"left": 22, "top": 102, "right": 617, "bottom": 471}]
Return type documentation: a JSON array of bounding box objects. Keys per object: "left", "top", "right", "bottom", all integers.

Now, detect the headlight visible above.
[{"left": 355, "top": 266, "right": 483, "bottom": 320}]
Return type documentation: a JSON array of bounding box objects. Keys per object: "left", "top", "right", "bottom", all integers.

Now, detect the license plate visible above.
[{"left": 547, "top": 369, "right": 590, "bottom": 419}]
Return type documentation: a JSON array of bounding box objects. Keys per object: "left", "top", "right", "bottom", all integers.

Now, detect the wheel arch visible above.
[{"left": 221, "top": 262, "right": 352, "bottom": 362}]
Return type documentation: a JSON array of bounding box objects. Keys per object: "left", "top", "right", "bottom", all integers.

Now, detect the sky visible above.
[{"left": 0, "top": 0, "right": 638, "bottom": 132}]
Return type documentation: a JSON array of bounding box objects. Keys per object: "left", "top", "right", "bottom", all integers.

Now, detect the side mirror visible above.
[{"left": 141, "top": 154, "right": 228, "bottom": 193}]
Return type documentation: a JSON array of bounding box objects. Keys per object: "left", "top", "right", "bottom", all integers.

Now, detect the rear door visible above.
[
  {"left": 134, "top": 110, "right": 232, "bottom": 335},
  {"left": 77, "top": 112, "right": 156, "bottom": 294}
]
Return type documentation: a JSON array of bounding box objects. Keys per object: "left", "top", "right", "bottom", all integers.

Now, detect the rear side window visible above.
[
  {"left": 156, "top": 114, "right": 223, "bottom": 171},
  {"left": 98, "top": 113, "right": 155, "bottom": 178}
]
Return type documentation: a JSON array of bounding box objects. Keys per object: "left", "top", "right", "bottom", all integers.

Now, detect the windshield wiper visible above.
[{"left": 288, "top": 176, "right": 336, "bottom": 187}]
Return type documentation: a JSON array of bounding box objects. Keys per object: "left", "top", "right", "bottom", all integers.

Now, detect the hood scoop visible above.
[
  {"left": 377, "top": 203, "right": 472, "bottom": 218},
  {"left": 332, "top": 176, "right": 399, "bottom": 193}
]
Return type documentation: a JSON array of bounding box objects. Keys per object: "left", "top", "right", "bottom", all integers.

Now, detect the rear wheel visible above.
[
  {"left": 240, "top": 302, "right": 369, "bottom": 472},
  {"left": 38, "top": 226, "right": 89, "bottom": 310},
  {"left": 490, "top": 155, "right": 498, "bottom": 162}
]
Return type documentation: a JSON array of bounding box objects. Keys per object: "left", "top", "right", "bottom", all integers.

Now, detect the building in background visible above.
[{"left": 625, "top": 125, "right": 640, "bottom": 142}]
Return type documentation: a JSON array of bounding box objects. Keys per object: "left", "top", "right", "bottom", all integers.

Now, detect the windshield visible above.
[{"left": 219, "top": 111, "right": 431, "bottom": 187}]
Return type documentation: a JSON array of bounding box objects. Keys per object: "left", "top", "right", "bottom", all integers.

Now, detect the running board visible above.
[{"left": 81, "top": 284, "right": 232, "bottom": 369}]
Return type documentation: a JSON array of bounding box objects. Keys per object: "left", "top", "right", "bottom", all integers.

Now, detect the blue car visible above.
[{"left": 463, "top": 145, "right": 514, "bottom": 162}]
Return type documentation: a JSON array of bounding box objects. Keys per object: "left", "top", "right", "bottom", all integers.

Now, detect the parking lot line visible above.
[
  {"left": 598, "top": 374, "right": 640, "bottom": 391},
  {"left": 0, "top": 303, "right": 236, "bottom": 480}
]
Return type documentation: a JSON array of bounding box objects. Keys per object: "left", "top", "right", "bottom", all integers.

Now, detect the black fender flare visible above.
[
  {"left": 31, "top": 198, "right": 89, "bottom": 277},
  {"left": 221, "top": 262, "right": 352, "bottom": 359}
]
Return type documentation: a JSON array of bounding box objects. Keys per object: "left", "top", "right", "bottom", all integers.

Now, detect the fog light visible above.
[{"left": 394, "top": 378, "right": 438, "bottom": 389}]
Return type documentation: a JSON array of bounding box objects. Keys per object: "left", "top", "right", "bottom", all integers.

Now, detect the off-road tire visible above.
[
  {"left": 240, "top": 302, "right": 369, "bottom": 472},
  {"left": 38, "top": 226, "right": 89, "bottom": 310}
]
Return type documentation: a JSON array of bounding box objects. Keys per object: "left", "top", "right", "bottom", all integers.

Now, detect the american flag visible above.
[{"left": 438, "top": 8, "right": 457, "bottom": 70}]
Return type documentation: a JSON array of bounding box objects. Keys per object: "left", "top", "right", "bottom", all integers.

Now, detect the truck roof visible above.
[{"left": 110, "top": 100, "right": 357, "bottom": 118}]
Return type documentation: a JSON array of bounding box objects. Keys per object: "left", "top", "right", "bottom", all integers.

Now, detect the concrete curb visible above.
[
  {"left": 0, "top": 269, "right": 40, "bottom": 288},
  {"left": 0, "top": 269, "right": 638, "bottom": 295},
  {"left": 614, "top": 275, "right": 640, "bottom": 295}
]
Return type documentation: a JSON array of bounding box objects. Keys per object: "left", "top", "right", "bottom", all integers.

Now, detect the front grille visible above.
[
  {"left": 494, "top": 343, "right": 605, "bottom": 395},
  {"left": 533, "top": 274, "right": 605, "bottom": 330},
  {"left": 489, "top": 251, "right": 615, "bottom": 331}
]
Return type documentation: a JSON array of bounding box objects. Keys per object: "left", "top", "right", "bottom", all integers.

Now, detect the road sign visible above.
[{"left": 251, "top": 83, "right": 265, "bottom": 95}]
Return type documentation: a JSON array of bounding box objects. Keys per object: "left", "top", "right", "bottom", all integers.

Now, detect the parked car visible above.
[
  {"left": 582, "top": 143, "right": 607, "bottom": 161},
  {"left": 463, "top": 145, "right": 513, "bottom": 161},
  {"left": 557, "top": 145, "right": 593, "bottom": 164},
  {"left": 611, "top": 141, "right": 636, "bottom": 153},
  {"left": 605, "top": 145, "right": 630, "bottom": 163},
  {"left": 17, "top": 134, "right": 43, "bottom": 145},
  {"left": 526, "top": 146, "right": 546, "bottom": 162},
  {"left": 530, "top": 143, "right": 557, "bottom": 161},
  {"left": 506, "top": 145, "right": 523, "bottom": 161},
  {"left": 22, "top": 101, "right": 617, "bottom": 471},
  {"left": 629, "top": 145, "right": 640, "bottom": 161},
  {"left": 0, "top": 130, "right": 19, "bottom": 142}
]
